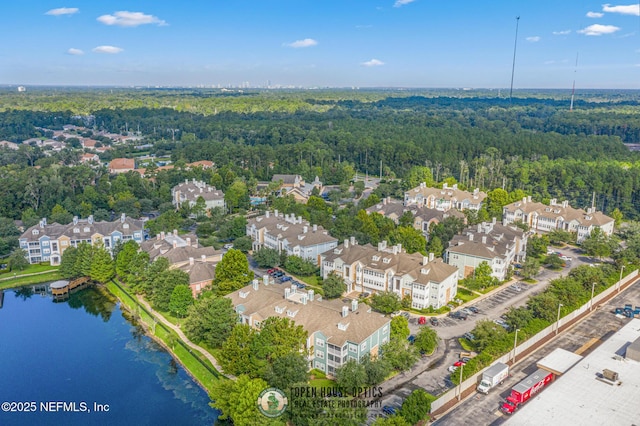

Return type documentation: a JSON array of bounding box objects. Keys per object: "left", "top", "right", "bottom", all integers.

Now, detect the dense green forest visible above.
[{"left": 1, "top": 87, "right": 639, "bottom": 228}]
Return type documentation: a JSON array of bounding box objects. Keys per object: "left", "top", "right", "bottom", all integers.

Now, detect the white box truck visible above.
[{"left": 476, "top": 362, "right": 509, "bottom": 394}]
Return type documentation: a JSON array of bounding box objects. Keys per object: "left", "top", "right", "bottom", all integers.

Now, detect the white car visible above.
[
  {"left": 560, "top": 255, "right": 571, "bottom": 261},
  {"left": 448, "top": 365, "right": 458, "bottom": 373}
]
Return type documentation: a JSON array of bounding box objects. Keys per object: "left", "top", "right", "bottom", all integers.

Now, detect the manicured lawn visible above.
[
  {"left": 298, "top": 275, "right": 322, "bottom": 287},
  {"left": 459, "top": 338, "right": 474, "bottom": 351},
  {"left": 456, "top": 288, "right": 479, "bottom": 303},
  {"left": 310, "top": 378, "right": 336, "bottom": 389},
  {"left": 0, "top": 271, "right": 63, "bottom": 290}
]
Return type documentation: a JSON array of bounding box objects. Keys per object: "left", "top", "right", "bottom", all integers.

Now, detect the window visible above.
[
  {"left": 32, "top": 230, "right": 39, "bottom": 235},
  {"left": 315, "top": 350, "right": 324, "bottom": 359},
  {"left": 349, "top": 344, "right": 357, "bottom": 353},
  {"left": 83, "top": 227, "right": 90, "bottom": 233},
  {"left": 61, "top": 241, "right": 68, "bottom": 246},
  {"left": 360, "top": 342, "right": 367, "bottom": 351},
  {"left": 315, "top": 338, "right": 324, "bottom": 347},
  {"left": 123, "top": 224, "right": 129, "bottom": 229},
  {"left": 73, "top": 228, "right": 79, "bottom": 234}
]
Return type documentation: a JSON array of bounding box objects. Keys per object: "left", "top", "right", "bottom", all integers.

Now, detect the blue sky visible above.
[{"left": 1, "top": 1, "right": 639, "bottom": 88}]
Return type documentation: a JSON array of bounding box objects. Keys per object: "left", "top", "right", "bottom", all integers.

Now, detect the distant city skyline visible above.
[{"left": 1, "top": 1, "right": 639, "bottom": 89}]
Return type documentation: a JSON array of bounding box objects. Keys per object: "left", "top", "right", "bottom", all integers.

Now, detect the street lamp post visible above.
[
  {"left": 590, "top": 282, "right": 596, "bottom": 312},
  {"left": 457, "top": 363, "right": 465, "bottom": 401},
  {"left": 555, "top": 303, "right": 563, "bottom": 335},
  {"left": 513, "top": 328, "right": 521, "bottom": 364},
  {"left": 618, "top": 265, "right": 625, "bottom": 293}
]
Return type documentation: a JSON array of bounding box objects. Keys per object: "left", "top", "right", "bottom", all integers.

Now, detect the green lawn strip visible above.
[
  {"left": 105, "top": 281, "right": 223, "bottom": 392},
  {"left": 9, "top": 263, "right": 60, "bottom": 274},
  {"left": 0, "top": 271, "right": 63, "bottom": 290},
  {"left": 458, "top": 338, "right": 474, "bottom": 351},
  {"left": 309, "top": 378, "right": 337, "bottom": 389},
  {"left": 157, "top": 309, "right": 182, "bottom": 326},
  {"left": 455, "top": 288, "right": 479, "bottom": 303}
]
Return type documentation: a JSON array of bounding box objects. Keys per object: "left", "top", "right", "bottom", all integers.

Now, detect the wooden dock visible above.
[{"left": 50, "top": 277, "right": 91, "bottom": 300}]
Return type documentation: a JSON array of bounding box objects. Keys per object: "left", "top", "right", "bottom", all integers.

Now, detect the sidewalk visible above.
[
  {"left": 135, "top": 295, "right": 234, "bottom": 380},
  {"left": 377, "top": 342, "right": 447, "bottom": 399},
  {"left": 0, "top": 269, "right": 58, "bottom": 282}
]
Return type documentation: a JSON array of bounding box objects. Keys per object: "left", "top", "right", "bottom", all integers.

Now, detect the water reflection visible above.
[
  {"left": 66, "top": 286, "right": 117, "bottom": 322},
  {"left": 13, "top": 286, "right": 34, "bottom": 300},
  {"left": 0, "top": 285, "right": 219, "bottom": 426}
]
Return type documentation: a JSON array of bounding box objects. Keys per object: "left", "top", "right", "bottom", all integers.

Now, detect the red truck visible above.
[{"left": 500, "top": 368, "right": 554, "bottom": 414}]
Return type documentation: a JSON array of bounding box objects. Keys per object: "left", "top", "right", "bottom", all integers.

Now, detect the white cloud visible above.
[
  {"left": 286, "top": 38, "right": 318, "bottom": 48},
  {"left": 394, "top": 0, "right": 416, "bottom": 7},
  {"left": 602, "top": 4, "right": 640, "bottom": 16},
  {"left": 92, "top": 46, "right": 123, "bottom": 54},
  {"left": 552, "top": 30, "right": 571, "bottom": 35},
  {"left": 586, "top": 11, "right": 604, "bottom": 18},
  {"left": 526, "top": 36, "right": 541, "bottom": 42},
  {"left": 578, "top": 24, "right": 621, "bottom": 35},
  {"left": 45, "top": 7, "right": 79, "bottom": 16},
  {"left": 361, "top": 59, "right": 384, "bottom": 67},
  {"left": 67, "top": 48, "right": 84, "bottom": 55},
  {"left": 97, "top": 11, "right": 167, "bottom": 27}
]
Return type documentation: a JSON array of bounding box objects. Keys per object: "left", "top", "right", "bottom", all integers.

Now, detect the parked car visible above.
[
  {"left": 418, "top": 316, "right": 427, "bottom": 325},
  {"left": 449, "top": 311, "right": 468, "bottom": 320},
  {"left": 430, "top": 317, "right": 439, "bottom": 326},
  {"left": 408, "top": 335, "right": 416, "bottom": 344},
  {"left": 463, "top": 332, "right": 475, "bottom": 341},
  {"left": 560, "top": 255, "right": 572, "bottom": 261},
  {"left": 382, "top": 406, "right": 397, "bottom": 415},
  {"left": 493, "top": 319, "right": 510, "bottom": 330},
  {"left": 468, "top": 306, "right": 479, "bottom": 314},
  {"left": 453, "top": 360, "right": 466, "bottom": 367},
  {"left": 448, "top": 365, "right": 458, "bottom": 373},
  {"left": 510, "top": 284, "right": 522, "bottom": 292},
  {"left": 280, "top": 276, "right": 292, "bottom": 282},
  {"left": 461, "top": 307, "right": 473, "bottom": 315},
  {"left": 401, "top": 312, "right": 411, "bottom": 319}
]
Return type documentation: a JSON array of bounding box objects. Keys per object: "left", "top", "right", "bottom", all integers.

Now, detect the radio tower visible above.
[
  {"left": 509, "top": 16, "right": 520, "bottom": 105},
  {"left": 570, "top": 53, "right": 579, "bottom": 111}
]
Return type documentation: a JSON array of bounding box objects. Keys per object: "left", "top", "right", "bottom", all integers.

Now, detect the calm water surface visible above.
[{"left": 0, "top": 286, "right": 219, "bottom": 426}]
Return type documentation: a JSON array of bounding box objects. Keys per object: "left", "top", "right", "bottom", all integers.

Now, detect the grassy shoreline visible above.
[
  {"left": 105, "top": 281, "right": 223, "bottom": 394},
  {"left": 0, "top": 270, "right": 63, "bottom": 290}
]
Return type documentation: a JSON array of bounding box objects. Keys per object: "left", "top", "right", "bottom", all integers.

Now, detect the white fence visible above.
[{"left": 430, "top": 269, "right": 638, "bottom": 414}]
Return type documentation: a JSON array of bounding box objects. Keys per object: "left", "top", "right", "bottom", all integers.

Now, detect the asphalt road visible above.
[
  {"left": 432, "top": 274, "right": 640, "bottom": 426},
  {"left": 369, "top": 246, "right": 595, "bottom": 422}
]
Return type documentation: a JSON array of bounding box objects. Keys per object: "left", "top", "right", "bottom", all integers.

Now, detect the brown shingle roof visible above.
[{"left": 228, "top": 283, "right": 389, "bottom": 347}]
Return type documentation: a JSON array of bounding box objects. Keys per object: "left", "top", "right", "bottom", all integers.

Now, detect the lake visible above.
[{"left": 0, "top": 286, "right": 219, "bottom": 426}]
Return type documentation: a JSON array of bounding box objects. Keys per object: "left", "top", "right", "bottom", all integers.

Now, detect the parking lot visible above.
[
  {"left": 372, "top": 246, "right": 599, "bottom": 423},
  {"left": 432, "top": 275, "right": 640, "bottom": 426}
]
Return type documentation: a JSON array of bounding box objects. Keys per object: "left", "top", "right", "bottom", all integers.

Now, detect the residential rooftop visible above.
[{"left": 227, "top": 280, "right": 389, "bottom": 347}]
